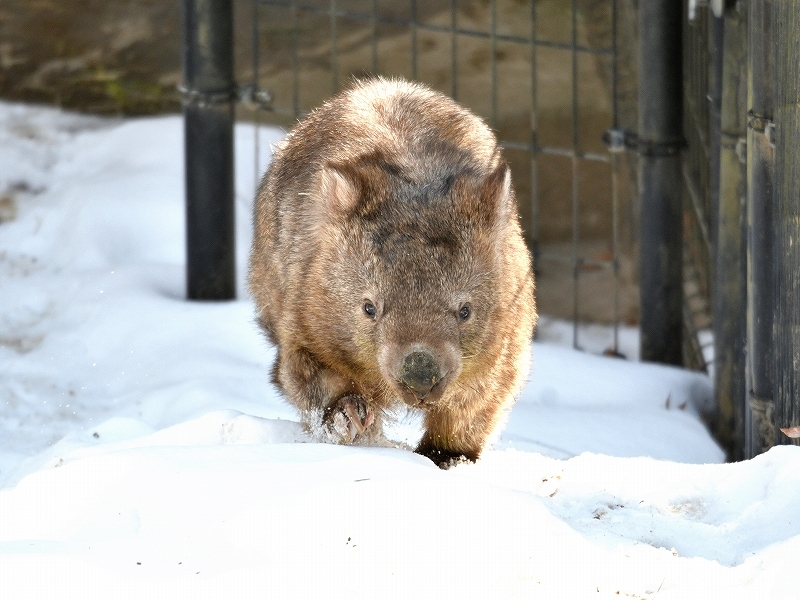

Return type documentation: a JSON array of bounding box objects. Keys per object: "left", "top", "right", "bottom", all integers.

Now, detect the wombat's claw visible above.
[
  {"left": 344, "top": 400, "right": 375, "bottom": 434},
  {"left": 327, "top": 395, "right": 374, "bottom": 443}
]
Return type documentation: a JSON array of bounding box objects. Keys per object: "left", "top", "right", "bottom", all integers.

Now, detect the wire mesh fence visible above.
[
  {"left": 179, "top": 0, "right": 800, "bottom": 457},
  {"left": 238, "top": 0, "right": 638, "bottom": 356}
]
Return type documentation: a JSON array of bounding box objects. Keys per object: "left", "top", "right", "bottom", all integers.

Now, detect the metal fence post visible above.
[
  {"left": 638, "top": 0, "right": 683, "bottom": 365},
  {"left": 182, "top": 0, "right": 236, "bottom": 300},
  {"left": 745, "top": 0, "right": 776, "bottom": 457},
  {"left": 772, "top": 0, "right": 800, "bottom": 445}
]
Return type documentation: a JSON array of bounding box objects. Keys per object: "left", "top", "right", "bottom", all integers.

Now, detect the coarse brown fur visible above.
[{"left": 248, "top": 77, "right": 536, "bottom": 468}]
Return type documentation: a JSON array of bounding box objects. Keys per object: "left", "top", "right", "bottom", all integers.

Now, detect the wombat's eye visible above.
[
  {"left": 459, "top": 304, "right": 472, "bottom": 322},
  {"left": 363, "top": 300, "right": 377, "bottom": 318}
]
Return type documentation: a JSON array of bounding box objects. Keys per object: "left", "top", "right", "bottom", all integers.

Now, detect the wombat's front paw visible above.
[
  {"left": 415, "top": 442, "right": 478, "bottom": 469},
  {"left": 323, "top": 394, "right": 376, "bottom": 444}
]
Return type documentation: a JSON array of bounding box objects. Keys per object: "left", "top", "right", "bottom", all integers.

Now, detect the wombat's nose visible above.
[{"left": 399, "top": 351, "right": 440, "bottom": 399}]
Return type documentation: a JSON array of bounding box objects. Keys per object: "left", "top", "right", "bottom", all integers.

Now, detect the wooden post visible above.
[
  {"left": 772, "top": 0, "right": 800, "bottom": 445},
  {"left": 713, "top": 7, "right": 747, "bottom": 460}
]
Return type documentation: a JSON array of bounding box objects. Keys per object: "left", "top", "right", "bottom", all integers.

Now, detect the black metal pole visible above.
[
  {"left": 182, "top": 0, "right": 236, "bottom": 300},
  {"left": 772, "top": 0, "right": 800, "bottom": 445},
  {"left": 638, "top": 0, "right": 683, "bottom": 365},
  {"left": 745, "top": 0, "right": 776, "bottom": 457}
]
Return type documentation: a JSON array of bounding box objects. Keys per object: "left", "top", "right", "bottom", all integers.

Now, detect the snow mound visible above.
[{"left": 1, "top": 102, "right": 797, "bottom": 598}]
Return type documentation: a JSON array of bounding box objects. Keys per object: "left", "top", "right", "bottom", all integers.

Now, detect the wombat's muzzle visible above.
[{"left": 398, "top": 350, "right": 441, "bottom": 401}]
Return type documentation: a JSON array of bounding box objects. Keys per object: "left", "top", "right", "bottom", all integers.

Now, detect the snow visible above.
[{"left": 0, "top": 102, "right": 798, "bottom": 599}]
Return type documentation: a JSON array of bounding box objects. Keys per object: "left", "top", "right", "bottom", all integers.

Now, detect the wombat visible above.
[{"left": 249, "top": 77, "right": 536, "bottom": 467}]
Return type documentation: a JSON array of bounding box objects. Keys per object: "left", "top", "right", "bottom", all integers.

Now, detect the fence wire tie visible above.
[
  {"left": 735, "top": 137, "right": 747, "bottom": 164},
  {"left": 238, "top": 84, "right": 274, "bottom": 110},
  {"left": 602, "top": 128, "right": 684, "bottom": 157},
  {"left": 747, "top": 111, "right": 776, "bottom": 148},
  {"left": 178, "top": 84, "right": 274, "bottom": 110}
]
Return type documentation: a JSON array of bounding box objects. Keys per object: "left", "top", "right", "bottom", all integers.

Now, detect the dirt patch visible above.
[
  {"left": 0, "top": 0, "right": 182, "bottom": 114},
  {"left": 0, "top": 194, "right": 17, "bottom": 223}
]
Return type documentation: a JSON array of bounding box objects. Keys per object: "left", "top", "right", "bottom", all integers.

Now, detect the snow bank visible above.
[{"left": 1, "top": 102, "right": 797, "bottom": 599}]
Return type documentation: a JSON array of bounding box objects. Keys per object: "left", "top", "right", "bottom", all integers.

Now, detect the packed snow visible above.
[{"left": 0, "top": 102, "right": 798, "bottom": 599}]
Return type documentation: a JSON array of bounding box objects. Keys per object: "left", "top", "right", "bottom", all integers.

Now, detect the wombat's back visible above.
[{"left": 271, "top": 78, "right": 499, "bottom": 190}]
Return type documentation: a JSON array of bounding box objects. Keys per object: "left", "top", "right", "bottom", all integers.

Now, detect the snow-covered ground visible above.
[{"left": 0, "top": 102, "right": 797, "bottom": 599}]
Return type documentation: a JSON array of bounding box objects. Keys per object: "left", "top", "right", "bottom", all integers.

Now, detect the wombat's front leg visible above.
[
  {"left": 273, "top": 346, "right": 379, "bottom": 444},
  {"left": 416, "top": 404, "right": 495, "bottom": 468}
]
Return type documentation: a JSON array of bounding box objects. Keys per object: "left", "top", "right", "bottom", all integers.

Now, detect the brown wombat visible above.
[{"left": 249, "top": 77, "right": 536, "bottom": 467}]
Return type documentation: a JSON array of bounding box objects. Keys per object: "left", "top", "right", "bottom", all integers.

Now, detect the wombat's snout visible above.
[{"left": 399, "top": 350, "right": 441, "bottom": 401}]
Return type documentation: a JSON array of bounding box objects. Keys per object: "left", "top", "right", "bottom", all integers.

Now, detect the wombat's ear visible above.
[
  {"left": 317, "top": 164, "right": 361, "bottom": 216},
  {"left": 474, "top": 160, "right": 514, "bottom": 227}
]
